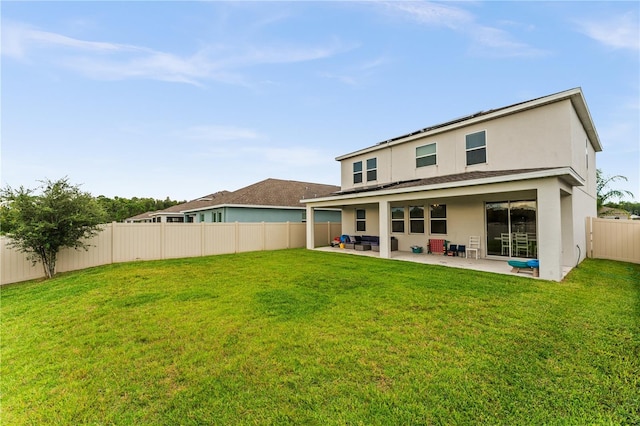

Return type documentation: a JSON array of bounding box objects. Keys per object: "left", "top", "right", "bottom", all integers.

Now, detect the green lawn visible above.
[{"left": 2, "top": 249, "right": 638, "bottom": 425}]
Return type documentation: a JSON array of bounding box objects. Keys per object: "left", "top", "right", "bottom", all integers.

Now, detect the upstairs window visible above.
[
  {"left": 366, "top": 158, "right": 377, "bottom": 181},
  {"left": 416, "top": 143, "right": 437, "bottom": 168},
  {"left": 466, "top": 131, "right": 487, "bottom": 166},
  {"left": 391, "top": 207, "right": 405, "bottom": 233},
  {"left": 356, "top": 209, "right": 366, "bottom": 231},
  {"left": 353, "top": 161, "right": 363, "bottom": 184}
]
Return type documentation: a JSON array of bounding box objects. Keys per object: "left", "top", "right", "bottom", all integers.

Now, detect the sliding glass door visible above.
[{"left": 486, "top": 200, "right": 537, "bottom": 258}]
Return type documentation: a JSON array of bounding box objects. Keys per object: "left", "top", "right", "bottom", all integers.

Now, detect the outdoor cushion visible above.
[
  {"left": 508, "top": 260, "right": 530, "bottom": 269},
  {"left": 526, "top": 259, "right": 540, "bottom": 268}
]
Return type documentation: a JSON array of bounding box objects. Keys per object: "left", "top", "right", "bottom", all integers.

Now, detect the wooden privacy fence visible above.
[
  {"left": 1, "top": 221, "right": 342, "bottom": 285},
  {"left": 586, "top": 217, "right": 640, "bottom": 264}
]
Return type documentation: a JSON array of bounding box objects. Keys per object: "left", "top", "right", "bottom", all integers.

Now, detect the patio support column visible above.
[
  {"left": 378, "top": 200, "right": 391, "bottom": 259},
  {"left": 306, "top": 205, "right": 315, "bottom": 250},
  {"left": 537, "top": 179, "right": 563, "bottom": 281}
]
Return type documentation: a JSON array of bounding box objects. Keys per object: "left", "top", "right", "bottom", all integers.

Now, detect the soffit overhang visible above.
[{"left": 302, "top": 167, "right": 584, "bottom": 205}]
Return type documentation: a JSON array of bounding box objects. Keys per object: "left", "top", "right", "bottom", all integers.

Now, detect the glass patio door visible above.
[{"left": 486, "top": 201, "right": 537, "bottom": 258}]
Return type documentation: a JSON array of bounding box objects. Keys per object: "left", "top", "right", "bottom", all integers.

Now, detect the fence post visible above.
[
  {"left": 286, "top": 222, "right": 290, "bottom": 249},
  {"left": 161, "top": 221, "right": 166, "bottom": 260},
  {"left": 201, "top": 221, "right": 205, "bottom": 257},
  {"left": 235, "top": 222, "right": 239, "bottom": 253},
  {"left": 586, "top": 217, "right": 591, "bottom": 259},
  {"left": 111, "top": 221, "right": 116, "bottom": 265}
]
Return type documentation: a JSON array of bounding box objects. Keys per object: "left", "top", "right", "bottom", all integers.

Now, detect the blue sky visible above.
[{"left": 2, "top": 1, "right": 638, "bottom": 202}]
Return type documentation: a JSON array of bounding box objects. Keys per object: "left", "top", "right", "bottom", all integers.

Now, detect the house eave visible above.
[
  {"left": 181, "top": 204, "right": 310, "bottom": 214},
  {"left": 303, "top": 167, "right": 584, "bottom": 204}
]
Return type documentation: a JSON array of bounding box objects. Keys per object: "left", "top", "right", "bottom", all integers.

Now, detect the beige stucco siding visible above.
[
  {"left": 340, "top": 100, "right": 582, "bottom": 190},
  {"left": 568, "top": 104, "right": 597, "bottom": 198},
  {"left": 334, "top": 186, "right": 542, "bottom": 254}
]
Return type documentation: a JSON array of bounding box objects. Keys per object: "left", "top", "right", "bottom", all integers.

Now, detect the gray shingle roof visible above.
[
  {"left": 335, "top": 168, "right": 557, "bottom": 195},
  {"left": 177, "top": 179, "right": 340, "bottom": 212},
  {"left": 158, "top": 191, "right": 231, "bottom": 214}
]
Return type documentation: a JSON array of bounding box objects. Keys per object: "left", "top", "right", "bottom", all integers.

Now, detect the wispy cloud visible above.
[
  {"left": 182, "top": 125, "right": 262, "bottom": 142},
  {"left": 381, "top": 1, "right": 548, "bottom": 58},
  {"left": 387, "top": 1, "right": 473, "bottom": 30},
  {"left": 319, "top": 55, "right": 388, "bottom": 86},
  {"left": 1, "top": 20, "right": 354, "bottom": 86},
  {"left": 575, "top": 12, "right": 640, "bottom": 51},
  {"left": 2, "top": 21, "right": 142, "bottom": 58},
  {"left": 470, "top": 25, "right": 548, "bottom": 58}
]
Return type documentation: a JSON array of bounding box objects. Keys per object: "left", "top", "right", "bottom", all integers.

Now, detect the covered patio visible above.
[
  {"left": 305, "top": 170, "right": 585, "bottom": 281},
  {"left": 314, "top": 246, "right": 572, "bottom": 280}
]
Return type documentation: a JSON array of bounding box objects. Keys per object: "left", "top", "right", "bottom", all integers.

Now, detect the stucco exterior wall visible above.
[
  {"left": 568, "top": 104, "right": 597, "bottom": 198},
  {"left": 339, "top": 99, "right": 593, "bottom": 191}
]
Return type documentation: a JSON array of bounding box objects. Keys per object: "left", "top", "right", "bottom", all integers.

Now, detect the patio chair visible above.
[
  {"left": 514, "top": 233, "right": 529, "bottom": 257},
  {"left": 500, "top": 233, "right": 510, "bottom": 256},
  {"left": 466, "top": 236, "right": 481, "bottom": 259},
  {"left": 457, "top": 244, "right": 466, "bottom": 257},
  {"left": 447, "top": 244, "right": 458, "bottom": 256}
]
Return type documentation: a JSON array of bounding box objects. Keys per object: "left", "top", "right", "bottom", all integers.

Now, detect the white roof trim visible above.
[
  {"left": 303, "top": 167, "right": 583, "bottom": 204},
  {"left": 181, "top": 204, "right": 304, "bottom": 214}
]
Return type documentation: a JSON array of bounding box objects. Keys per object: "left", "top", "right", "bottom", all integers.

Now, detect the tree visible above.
[
  {"left": 596, "top": 169, "right": 635, "bottom": 210},
  {"left": 0, "top": 178, "right": 106, "bottom": 279},
  {"left": 95, "top": 195, "right": 186, "bottom": 222}
]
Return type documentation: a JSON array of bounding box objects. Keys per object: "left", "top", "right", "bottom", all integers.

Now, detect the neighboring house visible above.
[
  {"left": 124, "top": 192, "right": 230, "bottom": 223},
  {"left": 181, "top": 178, "right": 340, "bottom": 223},
  {"left": 152, "top": 192, "right": 230, "bottom": 223},
  {"left": 598, "top": 206, "right": 632, "bottom": 220},
  {"left": 124, "top": 211, "right": 155, "bottom": 223},
  {"left": 303, "top": 88, "right": 602, "bottom": 281}
]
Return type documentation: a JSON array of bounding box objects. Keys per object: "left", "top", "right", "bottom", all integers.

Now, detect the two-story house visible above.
[{"left": 303, "top": 88, "right": 602, "bottom": 281}]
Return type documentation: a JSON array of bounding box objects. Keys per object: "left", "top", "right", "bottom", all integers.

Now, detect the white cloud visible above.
[
  {"left": 386, "top": 1, "right": 473, "bottom": 30},
  {"left": 319, "top": 55, "right": 388, "bottom": 86},
  {"left": 1, "top": 21, "right": 142, "bottom": 58},
  {"left": 470, "top": 26, "right": 548, "bottom": 58},
  {"left": 381, "top": 1, "right": 548, "bottom": 58},
  {"left": 182, "top": 125, "right": 262, "bottom": 142},
  {"left": 575, "top": 12, "right": 640, "bottom": 51},
  {"left": 1, "top": 20, "right": 355, "bottom": 86}
]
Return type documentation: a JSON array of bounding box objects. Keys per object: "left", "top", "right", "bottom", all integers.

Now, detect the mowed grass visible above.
[{"left": 2, "top": 249, "right": 638, "bottom": 425}]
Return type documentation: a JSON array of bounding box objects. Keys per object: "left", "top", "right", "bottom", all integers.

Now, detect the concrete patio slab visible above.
[{"left": 314, "top": 246, "right": 572, "bottom": 280}]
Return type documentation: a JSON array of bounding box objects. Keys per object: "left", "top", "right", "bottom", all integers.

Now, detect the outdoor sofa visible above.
[{"left": 340, "top": 235, "right": 397, "bottom": 251}]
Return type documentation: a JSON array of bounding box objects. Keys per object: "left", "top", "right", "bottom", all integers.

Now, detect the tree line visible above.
[{"left": 96, "top": 195, "right": 186, "bottom": 223}]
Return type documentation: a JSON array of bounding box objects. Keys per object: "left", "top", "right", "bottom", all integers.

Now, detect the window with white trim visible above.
[
  {"left": 465, "top": 131, "right": 486, "bottom": 166},
  {"left": 356, "top": 209, "right": 366, "bottom": 231},
  {"left": 353, "top": 161, "right": 363, "bottom": 184},
  {"left": 366, "top": 158, "right": 377, "bottom": 181},
  {"left": 416, "top": 143, "right": 437, "bottom": 167},
  {"left": 391, "top": 207, "right": 405, "bottom": 233},
  {"left": 430, "top": 204, "right": 447, "bottom": 234},
  {"left": 409, "top": 206, "right": 425, "bottom": 234}
]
